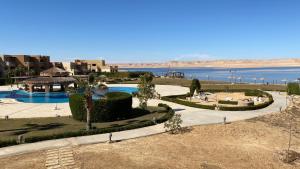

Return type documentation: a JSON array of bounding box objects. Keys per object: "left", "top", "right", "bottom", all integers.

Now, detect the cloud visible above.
[{"left": 173, "top": 53, "right": 215, "bottom": 61}]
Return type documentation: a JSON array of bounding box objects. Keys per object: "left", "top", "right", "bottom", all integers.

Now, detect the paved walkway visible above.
[
  {"left": 45, "top": 146, "right": 79, "bottom": 169},
  {"left": 0, "top": 84, "right": 288, "bottom": 158}
]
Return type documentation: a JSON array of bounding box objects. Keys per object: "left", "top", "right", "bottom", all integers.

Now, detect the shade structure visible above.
[
  {"left": 40, "top": 67, "right": 69, "bottom": 77},
  {"left": 22, "top": 76, "right": 76, "bottom": 93},
  {"left": 22, "top": 76, "right": 76, "bottom": 85}
]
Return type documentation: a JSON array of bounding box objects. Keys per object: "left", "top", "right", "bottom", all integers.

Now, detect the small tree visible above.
[
  {"left": 190, "top": 79, "right": 201, "bottom": 97},
  {"left": 164, "top": 114, "right": 183, "bottom": 134},
  {"left": 84, "top": 86, "right": 93, "bottom": 131},
  {"left": 284, "top": 97, "right": 298, "bottom": 163},
  {"left": 137, "top": 73, "right": 156, "bottom": 108}
]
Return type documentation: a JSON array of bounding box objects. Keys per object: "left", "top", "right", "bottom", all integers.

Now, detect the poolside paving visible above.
[{"left": 0, "top": 84, "right": 289, "bottom": 158}]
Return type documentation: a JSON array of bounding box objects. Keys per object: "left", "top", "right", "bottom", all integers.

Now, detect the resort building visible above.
[
  {"left": 23, "top": 67, "right": 75, "bottom": 93},
  {"left": 63, "top": 59, "right": 118, "bottom": 75},
  {"left": 0, "top": 54, "right": 53, "bottom": 76}
]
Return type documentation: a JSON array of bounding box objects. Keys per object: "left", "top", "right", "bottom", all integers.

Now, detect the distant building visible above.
[
  {"left": 63, "top": 59, "right": 118, "bottom": 75},
  {"left": 0, "top": 54, "right": 53, "bottom": 76}
]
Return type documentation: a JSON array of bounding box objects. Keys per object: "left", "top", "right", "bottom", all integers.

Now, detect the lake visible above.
[{"left": 120, "top": 67, "right": 300, "bottom": 84}]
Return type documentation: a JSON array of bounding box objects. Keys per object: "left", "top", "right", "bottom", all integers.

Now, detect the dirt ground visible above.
[{"left": 1, "top": 102, "right": 300, "bottom": 169}]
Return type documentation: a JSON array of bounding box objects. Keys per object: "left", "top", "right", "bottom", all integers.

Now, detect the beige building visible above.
[
  {"left": 63, "top": 59, "right": 118, "bottom": 75},
  {"left": 0, "top": 54, "right": 53, "bottom": 76}
]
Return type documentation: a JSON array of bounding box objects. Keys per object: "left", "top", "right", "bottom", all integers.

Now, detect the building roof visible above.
[
  {"left": 40, "top": 67, "right": 69, "bottom": 77},
  {"left": 22, "top": 77, "right": 76, "bottom": 85}
]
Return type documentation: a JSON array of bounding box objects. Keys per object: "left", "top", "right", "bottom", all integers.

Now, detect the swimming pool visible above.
[{"left": 0, "top": 87, "right": 138, "bottom": 103}]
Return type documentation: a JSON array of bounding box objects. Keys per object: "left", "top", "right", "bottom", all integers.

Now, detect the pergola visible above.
[{"left": 22, "top": 67, "right": 76, "bottom": 93}]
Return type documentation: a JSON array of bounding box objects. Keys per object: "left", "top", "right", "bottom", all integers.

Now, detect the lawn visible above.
[
  {"left": 117, "top": 78, "right": 286, "bottom": 91},
  {"left": 0, "top": 111, "right": 167, "bottom": 143}
]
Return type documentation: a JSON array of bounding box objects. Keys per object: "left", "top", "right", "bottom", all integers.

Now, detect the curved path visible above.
[{"left": 0, "top": 84, "right": 288, "bottom": 158}]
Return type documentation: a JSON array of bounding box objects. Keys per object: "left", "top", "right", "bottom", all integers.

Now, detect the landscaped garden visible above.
[
  {"left": 0, "top": 104, "right": 173, "bottom": 148},
  {"left": 0, "top": 73, "right": 175, "bottom": 148},
  {"left": 162, "top": 79, "right": 274, "bottom": 111}
]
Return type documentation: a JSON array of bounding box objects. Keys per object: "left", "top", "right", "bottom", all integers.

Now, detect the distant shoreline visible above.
[
  {"left": 113, "top": 58, "right": 300, "bottom": 69},
  {"left": 119, "top": 65, "right": 300, "bottom": 69}
]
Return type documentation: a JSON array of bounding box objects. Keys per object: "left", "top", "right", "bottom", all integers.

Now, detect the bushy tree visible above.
[
  {"left": 190, "top": 79, "right": 201, "bottom": 96},
  {"left": 137, "top": 73, "right": 156, "bottom": 108},
  {"left": 164, "top": 114, "right": 183, "bottom": 134}
]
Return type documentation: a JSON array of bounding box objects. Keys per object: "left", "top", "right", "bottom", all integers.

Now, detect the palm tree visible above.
[
  {"left": 84, "top": 86, "right": 93, "bottom": 131},
  {"left": 84, "top": 73, "right": 96, "bottom": 131}
]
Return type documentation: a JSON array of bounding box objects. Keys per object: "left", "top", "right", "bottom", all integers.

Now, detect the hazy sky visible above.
[{"left": 0, "top": 0, "right": 300, "bottom": 63}]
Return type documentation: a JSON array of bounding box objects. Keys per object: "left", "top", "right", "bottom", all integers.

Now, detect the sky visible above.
[{"left": 0, "top": 0, "right": 300, "bottom": 63}]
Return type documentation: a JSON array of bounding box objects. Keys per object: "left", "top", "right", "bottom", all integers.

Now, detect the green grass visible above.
[
  {"left": 0, "top": 111, "right": 167, "bottom": 142},
  {"left": 117, "top": 78, "right": 286, "bottom": 91}
]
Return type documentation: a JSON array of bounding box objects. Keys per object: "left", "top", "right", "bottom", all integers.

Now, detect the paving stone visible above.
[
  {"left": 61, "top": 159, "right": 75, "bottom": 164},
  {"left": 47, "top": 157, "right": 59, "bottom": 161},
  {"left": 45, "top": 161, "right": 59, "bottom": 166},
  {"left": 61, "top": 162, "right": 75, "bottom": 166},
  {"left": 47, "top": 149, "right": 59, "bottom": 153},
  {"left": 61, "top": 153, "right": 73, "bottom": 156},
  {"left": 46, "top": 165, "right": 61, "bottom": 169},
  {"left": 60, "top": 157, "right": 74, "bottom": 161},
  {"left": 45, "top": 147, "right": 78, "bottom": 169}
]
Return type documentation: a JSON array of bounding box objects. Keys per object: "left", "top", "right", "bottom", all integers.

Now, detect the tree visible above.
[
  {"left": 84, "top": 86, "right": 93, "bottom": 131},
  {"left": 84, "top": 73, "right": 97, "bottom": 131},
  {"left": 284, "top": 97, "right": 298, "bottom": 163},
  {"left": 88, "top": 73, "right": 96, "bottom": 84},
  {"left": 277, "top": 95, "right": 299, "bottom": 163},
  {"left": 137, "top": 73, "right": 156, "bottom": 108},
  {"left": 14, "top": 66, "right": 26, "bottom": 76},
  {"left": 190, "top": 79, "right": 201, "bottom": 97},
  {"left": 164, "top": 114, "right": 183, "bottom": 134}
]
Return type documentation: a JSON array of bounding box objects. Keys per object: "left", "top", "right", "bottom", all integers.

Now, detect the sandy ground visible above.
[{"left": 1, "top": 111, "right": 299, "bottom": 169}]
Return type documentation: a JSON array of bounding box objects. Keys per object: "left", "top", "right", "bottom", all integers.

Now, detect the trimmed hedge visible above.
[
  {"left": 105, "top": 92, "right": 132, "bottom": 121},
  {"left": 69, "top": 92, "right": 133, "bottom": 122},
  {"left": 0, "top": 104, "right": 174, "bottom": 148},
  {"left": 161, "top": 95, "right": 216, "bottom": 110},
  {"left": 218, "top": 100, "right": 238, "bottom": 105},
  {"left": 69, "top": 94, "right": 86, "bottom": 121},
  {"left": 162, "top": 89, "right": 274, "bottom": 111},
  {"left": 287, "top": 83, "right": 300, "bottom": 95}
]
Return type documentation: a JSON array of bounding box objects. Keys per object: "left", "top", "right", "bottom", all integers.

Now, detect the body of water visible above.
[
  {"left": 121, "top": 67, "right": 300, "bottom": 84},
  {"left": 0, "top": 87, "right": 138, "bottom": 103}
]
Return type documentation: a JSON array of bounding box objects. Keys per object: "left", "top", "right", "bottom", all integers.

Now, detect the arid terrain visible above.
[
  {"left": 115, "top": 58, "right": 300, "bottom": 68},
  {"left": 1, "top": 99, "right": 300, "bottom": 169}
]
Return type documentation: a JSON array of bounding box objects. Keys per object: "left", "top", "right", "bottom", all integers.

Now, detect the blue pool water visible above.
[{"left": 0, "top": 87, "right": 138, "bottom": 103}]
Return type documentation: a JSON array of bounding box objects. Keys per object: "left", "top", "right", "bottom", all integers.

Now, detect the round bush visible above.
[
  {"left": 69, "top": 93, "right": 86, "bottom": 121},
  {"left": 69, "top": 92, "right": 133, "bottom": 122},
  {"left": 105, "top": 92, "right": 133, "bottom": 121}
]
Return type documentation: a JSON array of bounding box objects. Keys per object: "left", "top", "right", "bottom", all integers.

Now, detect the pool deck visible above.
[
  {"left": 0, "top": 84, "right": 189, "bottom": 119},
  {"left": 0, "top": 84, "right": 289, "bottom": 158}
]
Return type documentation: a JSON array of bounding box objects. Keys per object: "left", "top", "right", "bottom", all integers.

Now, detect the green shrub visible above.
[
  {"left": 0, "top": 104, "right": 174, "bottom": 148},
  {"left": 162, "top": 89, "right": 274, "bottom": 111},
  {"left": 161, "top": 95, "right": 216, "bottom": 110},
  {"left": 218, "top": 100, "right": 238, "bottom": 105},
  {"left": 0, "top": 139, "right": 17, "bottom": 148},
  {"left": 105, "top": 92, "right": 133, "bottom": 121},
  {"left": 190, "top": 79, "right": 201, "bottom": 96},
  {"left": 244, "top": 90, "right": 264, "bottom": 97},
  {"left": 287, "top": 83, "right": 300, "bottom": 95},
  {"left": 69, "top": 94, "right": 86, "bottom": 121},
  {"left": 128, "top": 71, "right": 153, "bottom": 78},
  {"left": 69, "top": 92, "right": 133, "bottom": 122}
]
